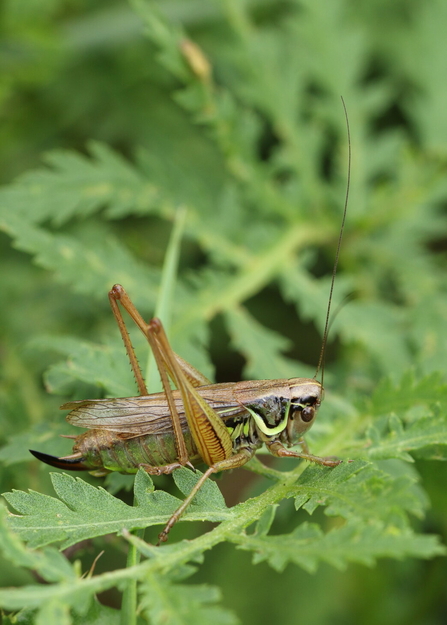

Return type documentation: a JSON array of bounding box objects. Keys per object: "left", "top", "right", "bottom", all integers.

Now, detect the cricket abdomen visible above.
[{"left": 73, "top": 428, "right": 201, "bottom": 474}]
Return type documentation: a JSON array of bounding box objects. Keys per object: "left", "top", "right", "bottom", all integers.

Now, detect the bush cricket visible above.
[{"left": 30, "top": 115, "right": 351, "bottom": 544}]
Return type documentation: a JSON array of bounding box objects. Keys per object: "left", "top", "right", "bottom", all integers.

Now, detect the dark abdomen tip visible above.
[{"left": 29, "top": 449, "right": 89, "bottom": 471}]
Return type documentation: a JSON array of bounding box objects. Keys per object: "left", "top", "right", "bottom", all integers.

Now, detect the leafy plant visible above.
[{"left": 1, "top": 0, "right": 447, "bottom": 623}]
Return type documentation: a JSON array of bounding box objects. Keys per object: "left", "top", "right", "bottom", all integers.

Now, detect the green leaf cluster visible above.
[{"left": 1, "top": 1, "right": 447, "bottom": 624}]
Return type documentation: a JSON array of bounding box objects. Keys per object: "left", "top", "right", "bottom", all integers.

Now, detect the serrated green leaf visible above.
[
  {"left": 3, "top": 469, "right": 231, "bottom": 549},
  {"left": 0, "top": 141, "right": 158, "bottom": 226},
  {"left": 224, "top": 306, "right": 313, "bottom": 380},
  {"left": 366, "top": 412, "right": 447, "bottom": 461},
  {"left": 236, "top": 521, "right": 446, "bottom": 573},
  {"left": 2, "top": 610, "right": 35, "bottom": 625},
  {"left": 35, "top": 600, "right": 71, "bottom": 625},
  {"left": 254, "top": 505, "right": 278, "bottom": 537},
  {"left": 169, "top": 315, "right": 214, "bottom": 383},
  {"left": 131, "top": 469, "right": 155, "bottom": 501},
  {"left": 71, "top": 600, "right": 120, "bottom": 625},
  {"left": 103, "top": 472, "right": 136, "bottom": 496},
  {"left": 172, "top": 469, "right": 226, "bottom": 510},
  {"left": 139, "top": 571, "right": 239, "bottom": 625},
  {"left": 0, "top": 213, "right": 160, "bottom": 300},
  {"left": 294, "top": 460, "right": 426, "bottom": 522},
  {"left": 0, "top": 579, "right": 92, "bottom": 613},
  {"left": 0, "top": 504, "right": 75, "bottom": 583},
  {"left": 368, "top": 371, "right": 447, "bottom": 416},
  {"left": 0, "top": 422, "right": 71, "bottom": 465},
  {"left": 336, "top": 301, "right": 411, "bottom": 378},
  {"left": 34, "top": 335, "right": 137, "bottom": 398},
  {"left": 279, "top": 265, "right": 353, "bottom": 333},
  {"left": 130, "top": 0, "right": 189, "bottom": 82}
]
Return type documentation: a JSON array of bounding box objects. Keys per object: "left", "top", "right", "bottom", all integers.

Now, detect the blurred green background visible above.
[{"left": 1, "top": 0, "right": 447, "bottom": 623}]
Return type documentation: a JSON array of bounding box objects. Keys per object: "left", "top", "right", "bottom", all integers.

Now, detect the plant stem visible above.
[
  {"left": 120, "top": 528, "right": 145, "bottom": 625},
  {"left": 146, "top": 205, "right": 187, "bottom": 393}
]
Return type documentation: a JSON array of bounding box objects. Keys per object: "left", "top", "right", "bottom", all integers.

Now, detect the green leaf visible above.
[
  {"left": 34, "top": 336, "right": 137, "bottom": 398},
  {"left": 172, "top": 468, "right": 226, "bottom": 510},
  {"left": 294, "top": 460, "right": 426, "bottom": 523},
  {"left": 2, "top": 610, "right": 35, "bottom": 625},
  {"left": 0, "top": 579, "right": 92, "bottom": 614},
  {"left": 253, "top": 505, "right": 278, "bottom": 537},
  {"left": 235, "top": 521, "right": 445, "bottom": 573},
  {"left": 0, "top": 141, "right": 159, "bottom": 226},
  {"left": 0, "top": 504, "right": 75, "bottom": 583},
  {"left": 130, "top": 0, "right": 189, "bottom": 82},
  {"left": 72, "top": 600, "right": 120, "bottom": 625},
  {"left": 139, "top": 571, "right": 239, "bottom": 625},
  {"left": 0, "top": 214, "right": 159, "bottom": 301},
  {"left": 103, "top": 472, "right": 135, "bottom": 496},
  {"left": 366, "top": 412, "right": 447, "bottom": 462},
  {"left": 35, "top": 600, "right": 71, "bottom": 625},
  {"left": 3, "top": 469, "right": 232, "bottom": 549},
  {"left": 0, "top": 422, "right": 71, "bottom": 465},
  {"left": 336, "top": 301, "right": 411, "bottom": 379},
  {"left": 279, "top": 265, "right": 352, "bottom": 333},
  {"left": 359, "top": 372, "right": 447, "bottom": 461},
  {"left": 224, "top": 306, "right": 313, "bottom": 380},
  {"left": 368, "top": 371, "right": 447, "bottom": 416}
]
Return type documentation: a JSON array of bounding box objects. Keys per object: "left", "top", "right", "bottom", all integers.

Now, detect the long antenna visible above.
[{"left": 314, "top": 96, "right": 351, "bottom": 384}]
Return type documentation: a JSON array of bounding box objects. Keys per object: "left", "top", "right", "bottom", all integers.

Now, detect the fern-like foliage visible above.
[{"left": 1, "top": 1, "right": 447, "bottom": 624}]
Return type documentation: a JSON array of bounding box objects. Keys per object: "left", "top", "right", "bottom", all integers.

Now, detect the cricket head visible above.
[
  {"left": 285, "top": 378, "right": 323, "bottom": 444},
  {"left": 239, "top": 378, "right": 322, "bottom": 443}
]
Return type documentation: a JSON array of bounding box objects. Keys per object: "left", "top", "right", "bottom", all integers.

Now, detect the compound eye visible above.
[
  {"left": 301, "top": 406, "right": 315, "bottom": 422},
  {"left": 291, "top": 396, "right": 317, "bottom": 423}
]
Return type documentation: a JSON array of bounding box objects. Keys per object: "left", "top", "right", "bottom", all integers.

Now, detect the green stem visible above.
[
  {"left": 245, "top": 455, "right": 284, "bottom": 480},
  {"left": 146, "top": 206, "right": 187, "bottom": 393},
  {"left": 121, "top": 207, "right": 186, "bottom": 623},
  {"left": 120, "top": 525, "right": 144, "bottom": 625}
]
